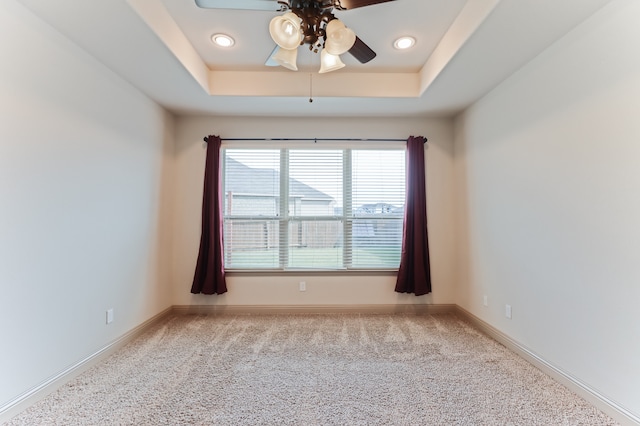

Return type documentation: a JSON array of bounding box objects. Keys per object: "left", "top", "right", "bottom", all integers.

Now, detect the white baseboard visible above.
[
  {"left": 0, "top": 307, "right": 173, "bottom": 425},
  {"left": 172, "top": 303, "right": 457, "bottom": 316},
  {"left": 454, "top": 306, "right": 640, "bottom": 426}
]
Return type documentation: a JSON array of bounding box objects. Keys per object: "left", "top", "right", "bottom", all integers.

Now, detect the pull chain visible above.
[{"left": 309, "top": 73, "right": 313, "bottom": 103}]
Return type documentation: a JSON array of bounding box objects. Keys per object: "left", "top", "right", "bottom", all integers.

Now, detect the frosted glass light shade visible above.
[
  {"left": 269, "top": 12, "right": 302, "bottom": 50},
  {"left": 273, "top": 46, "right": 298, "bottom": 71},
  {"left": 324, "top": 19, "right": 356, "bottom": 56},
  {"left": 319, "top": 49, "right": 345, "bottom": 74},
  {"left": 265, "top": 46, "right": 280, "bottom": 67}
]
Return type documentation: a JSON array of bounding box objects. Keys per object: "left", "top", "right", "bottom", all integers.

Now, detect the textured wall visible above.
[
  {"left": 454, "top": 0, "right": 640, "bottom": 419},
  {"left": 172, "top": 116, "right": 456, "bottom": 306},
  {"left": 0, "top": 0, "right": 175, "bottom": 409}
]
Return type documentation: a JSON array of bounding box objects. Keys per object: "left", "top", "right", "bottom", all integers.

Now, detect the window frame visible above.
[{"left": 221, "top": 144, "right": 406, "bottom": 272}]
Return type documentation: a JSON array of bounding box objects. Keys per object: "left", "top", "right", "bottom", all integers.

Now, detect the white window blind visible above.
[{"left": 222, "top": 147, "right": 406, "bottom": 270}]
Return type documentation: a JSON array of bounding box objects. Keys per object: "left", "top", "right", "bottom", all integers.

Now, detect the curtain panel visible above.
[
  {"left": 395, "top": 136, "right": 431, "bottom": 296},
  {"left": 191, "top": 135, "right": 227, "bottom": 295}
]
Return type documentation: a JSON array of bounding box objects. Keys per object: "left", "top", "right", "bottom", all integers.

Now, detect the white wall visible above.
[
  {"left": 0, "top": 0, "right": 174, "bottom": 410},
  {"left": 454, "top": 0, "right": 640, "bottom": 419},
  {"left": 173, "top": 116, "right": 456, "bottom": 307}
]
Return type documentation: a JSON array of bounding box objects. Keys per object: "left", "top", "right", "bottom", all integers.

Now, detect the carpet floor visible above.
[{"left": 7, "top": 313, "right": 617, "bottom": 425}]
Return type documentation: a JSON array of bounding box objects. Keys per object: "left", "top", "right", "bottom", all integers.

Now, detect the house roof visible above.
[{"left": 225, "top": 157, "right": 334, "bottom": 201}]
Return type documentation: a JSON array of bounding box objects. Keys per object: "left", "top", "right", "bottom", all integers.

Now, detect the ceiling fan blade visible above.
[
  {"left": 348, "top": 36, "right": 376, "bottom": 64},
  {"left": 335, "top": 0, "right": 396, "bottom": 10},
  {"left": 195, "top": 0, "right": 282, "bottom": 11}
]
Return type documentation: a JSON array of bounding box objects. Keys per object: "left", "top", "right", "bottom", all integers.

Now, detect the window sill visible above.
[{"left": 225, "top": 269, "right": 398, "bottom": 276}]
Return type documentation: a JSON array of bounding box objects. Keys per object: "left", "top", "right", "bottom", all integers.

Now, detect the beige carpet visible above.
[{"left": 7, "top": 313, "right": 617, "bottom": 425}]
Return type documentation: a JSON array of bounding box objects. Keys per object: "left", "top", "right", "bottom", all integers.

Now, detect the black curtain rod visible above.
[{"left": 215, "top": 138, "right": 411, "bottom": 142}]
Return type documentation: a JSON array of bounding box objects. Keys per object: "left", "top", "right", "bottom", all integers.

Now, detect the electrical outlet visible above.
[
  {"left": 106, "top": 308, "right": 114, "bottom": 324},
  {"left": 505, "top": 304, "right": 512, "bottom": 319},
  {"left": 483, "top": 295, "right": 488, "bottom": 307},
  {"left": 299, "top": 281, "right": 306, "bottom": 292}
]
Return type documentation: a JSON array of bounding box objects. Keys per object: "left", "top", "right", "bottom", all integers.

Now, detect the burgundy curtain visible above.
[
  {"left": 395, "top": 136, "right": 431, "bottom": 296},
  {"left": 191, "top": 135, "right": 227, "bottom": 295}
]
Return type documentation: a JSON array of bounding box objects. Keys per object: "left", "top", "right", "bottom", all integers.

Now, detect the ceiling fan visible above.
[{"left": 195, "top": 0, "right": 397, "bottom": 73}]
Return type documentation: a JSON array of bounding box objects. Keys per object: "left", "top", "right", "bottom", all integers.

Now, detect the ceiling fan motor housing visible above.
[
  {"left": 272, "top": 0, "right": 389, "bottom": 64},
  {"left": 288, "top": 0, "right": 338, "bottom": 49}
]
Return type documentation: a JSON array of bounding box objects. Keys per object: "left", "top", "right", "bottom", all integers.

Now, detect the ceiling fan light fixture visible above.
[
  {"left": 269, "top": 12, "right": 303, "bottom": 50},
  {"left": 211, "top": 33, "right": 235, "bottom": 47},
  {"left": 393, "top": 36, "right": 416, "bottom": 50},
  {"left": 272, "top": 46, "right": 299, "bottom": 71},
  {"left": 265, "top": 46, "right": 281, "bottom": 67},
  {"left": 324, "top": 19, "right": 356, "bottom": 56},
  {"left": 319, "top": 49, "right": 345, "bottom": 74}
]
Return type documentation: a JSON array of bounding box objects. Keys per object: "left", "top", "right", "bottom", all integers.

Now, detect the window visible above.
[{"left": 222, "top": 146, "right": 405, "bottom": 270}]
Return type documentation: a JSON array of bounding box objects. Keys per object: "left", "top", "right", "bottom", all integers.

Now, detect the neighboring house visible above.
[
  {"left": 355, "top": 202, "right": 403, "bottom": 216},
  {"left": 223, "top": 157, "right": 337, "bottom": 251},
  {"left": 224, "top": 157, "right": 335, "bottom": 217},
  {"left": 223, "top": 159, "right": 404, "bottom": 251},
  {"left": 353, "top": 203, "right": 403, "bottom": 246}
]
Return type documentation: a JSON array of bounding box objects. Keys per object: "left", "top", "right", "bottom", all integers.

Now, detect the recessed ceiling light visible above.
[
  {"left": 393, "top": 36, "right": 416, "bottom": 50},
  {"left": 211, "top": 33, "right": 235, "bottom": 48}
]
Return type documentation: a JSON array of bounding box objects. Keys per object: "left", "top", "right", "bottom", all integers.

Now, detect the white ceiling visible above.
[{"left": 18, "top": 0, "right": 613, "bottom": 117}]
